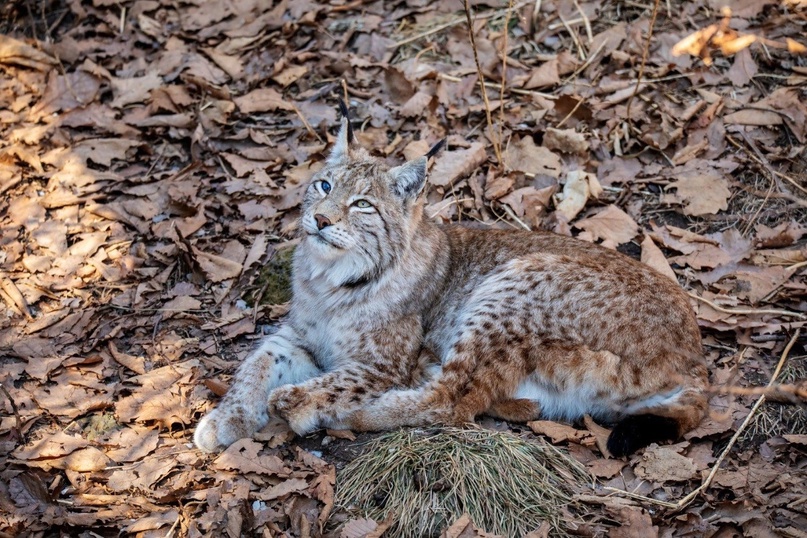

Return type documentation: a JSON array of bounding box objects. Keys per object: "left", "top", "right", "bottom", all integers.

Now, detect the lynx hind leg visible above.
[
  {"left": 194, "top": 331, "right": 319, "bottom": 453},
  {"left": 486, "top": 399, "right": 542, "bottom": 422},
  {"left": 607, "top": 385, "right": 709, "bottom": 457}
]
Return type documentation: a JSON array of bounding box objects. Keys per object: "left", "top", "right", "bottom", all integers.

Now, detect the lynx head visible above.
[{"left": 299, "top": 102, "right": 444, "bottom": 288}]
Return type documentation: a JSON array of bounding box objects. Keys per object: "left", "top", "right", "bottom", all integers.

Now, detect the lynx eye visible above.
[
  {"left": 320, "top": 180, "right": 331, "bottom": 194},
  {"left": 354, "top": 199, "right": 372, "bottom": 209}
]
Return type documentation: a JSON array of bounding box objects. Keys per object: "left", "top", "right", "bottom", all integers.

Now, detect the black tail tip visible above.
[
  {"left": 425, "top": 138, "right": 446, "bottom": 159},
  {"left": 606, "top": 414, "right": 680, "bottom": 458}
]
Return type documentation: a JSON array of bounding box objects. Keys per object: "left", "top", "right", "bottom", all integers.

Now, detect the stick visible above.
[
  {"left": 0, "top": 383, "right": 22, "bottom": 434},
  {"left": 389, "top": 0, "right": 532, "bottom": 48},
  {"left": 463, "top": 0, "right": 502, "bottom": 165},
  {"left": 625, "top": 0, "right": 660, "bottom": 125},
  {"left": 687, "top": 291, "right": 806, "bottom": 319},
  {"left": 498, "top": 0, "right": 514, "bottom": 158}
]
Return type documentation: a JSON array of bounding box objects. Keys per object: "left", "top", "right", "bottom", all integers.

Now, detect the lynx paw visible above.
[
  {"left": 268, "top": 385, "right": 319, "bottom": 435},
  {"left": 193, "top": 404, "right": 267, "bottom": 453}
]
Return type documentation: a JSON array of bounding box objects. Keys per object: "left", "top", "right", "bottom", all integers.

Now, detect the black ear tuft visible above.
[
  {"left": 425, "top": 138, "right": 446, "bottom": 159},
  {"left": 606, "top": 414, "right": 680, "bottom": 458},
  {"left": 337, "top": 98, "right": 355, "bottom": 144}
]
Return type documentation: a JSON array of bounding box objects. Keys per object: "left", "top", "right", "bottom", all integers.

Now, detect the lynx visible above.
[{"left": 194, "top": 103, "right": 708, "bottom": 457}]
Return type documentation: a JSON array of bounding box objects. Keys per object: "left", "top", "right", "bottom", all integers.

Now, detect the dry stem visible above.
[
  {"left": 463, "top": 0, "right": 503, "bottom": 166},
  {"left": 625, "top": 0, "right": 660, "bottom": 125},
  {"left": 687, "top": 291, "right": 806, "bottom": 320}
]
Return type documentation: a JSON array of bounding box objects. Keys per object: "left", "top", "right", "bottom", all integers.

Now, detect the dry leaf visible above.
[
  {"left": 234, "top": 88, "right": 295, "bottom": 113},
  {"left": 430, "top": 143, "right": 487, "bottom": 188},
  {"left": 192, "top": 247, "right": 243, "bottom": 282},
  {"left": 213, "top": 438, "right": 290, "bottom": 477},
  {"left": 640, "top": 235, "right": 677, "bottom": 282},
  {"left": 504, "top": 136, "right": 562, "bottom": 178},
  {"left": 575, "top": 205, "right": 639, "bottom": 247},
  {"left": 543, "top": 128, "right": 588, "bottom": 155},
  {"left": 528, "top": 420, "right": 588, "bottom": 444},
  {"left": 662, "top": 163, "right": 731, "bottom": 216},
  {"left": 554, "top": 171, "right": 590, "bottom": 221},
  {"left": 634, "top": 445, "right": 698, "bottom": 482}
]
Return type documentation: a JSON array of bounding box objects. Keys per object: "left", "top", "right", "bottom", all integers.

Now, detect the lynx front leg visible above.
[
  {"left": 268, "top": 318, "right": 424, "bottom": 435},
  {"left": 194, "top": 328, "right": 319, "bottom": 452}
]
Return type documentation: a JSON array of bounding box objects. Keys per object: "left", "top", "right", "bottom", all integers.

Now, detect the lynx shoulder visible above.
[{"left": 194, "top": 104, "right": 708, "bottom": 458}]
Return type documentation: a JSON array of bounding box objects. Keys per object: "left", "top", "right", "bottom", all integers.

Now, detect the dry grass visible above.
[
  {"left": 335, "top": 427, "right": 591, "bottom": 537},
  {"left": 742, "top": 355, "right": 807, "bottom": 445}
]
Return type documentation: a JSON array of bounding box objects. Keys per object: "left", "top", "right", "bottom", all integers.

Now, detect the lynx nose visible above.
[{"left": 314, "top": 213, "right": 332, "bottom": 230}]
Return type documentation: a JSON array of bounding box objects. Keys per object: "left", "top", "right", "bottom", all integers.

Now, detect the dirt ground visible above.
[{"left": 1, "top": 0, "right": 806, "bottom": 536}]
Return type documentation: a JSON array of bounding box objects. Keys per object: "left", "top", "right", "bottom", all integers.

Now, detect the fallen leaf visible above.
[
  {"left": 234, "top": 88, "right": 294, "bottom": 113},
  {"left": 662, "top": 162, "right": 731, "bottom": 216},
  {"left": 543, "top": 128, "right": 588, "bottom": 155},
  {"left": 528, "top": 420, "right": 588, "bottom": 444},
  {"left": 430, "top": 143, "right": 487, "bottom": 188},
  {"left": 504, "top": 136, "right": 562, "bottom": 178},
  {"left": 634, "top": 445, "right": 698, "bottom": 482},
  {"left": 213, "top": 438, "right": 290, "bottom": 477},
  {"left": 575, "top": 205, "right": 639, "bottom": 247},
  {"left": 640, "top": 235, "right": 678, "bottom": 282}
]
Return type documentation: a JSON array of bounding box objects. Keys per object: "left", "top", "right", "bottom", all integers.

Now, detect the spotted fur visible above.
[{"left": 194, "top": 115, "right": 708, "bottom": 457}]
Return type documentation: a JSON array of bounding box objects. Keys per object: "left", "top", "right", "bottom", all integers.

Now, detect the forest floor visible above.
[{"left": 1, "top": 0, "right": 806, "bottom": 536}]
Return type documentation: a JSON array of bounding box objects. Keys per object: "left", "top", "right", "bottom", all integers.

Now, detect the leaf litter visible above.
[{"left": 0, "top": 0, "right": 806, "bottom": 536}]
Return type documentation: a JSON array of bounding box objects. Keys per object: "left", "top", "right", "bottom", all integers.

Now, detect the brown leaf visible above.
[
  {"left": 31, "top": 70, "right": 101, "bottom": 118},
  {"left": 662, "top": 164, "right": 731, "bottom": 216},
  {"left": 124, "top": 510, "right": 179, "bottom": 533},
  {"left": 554, "top": 171, "right": 592, "bottom": 221},
  {"left": 726, "top": 48, "right": 758, "bottom": 87},
  {"left": 543, "top": 128, "right": 588, "bottom": 155},
  {"left": 107, "top": 457, "right": 177, "bottom": 492},
  {"left": 640, "top": 235, "right": 677, "bottom": 282},
  {"left": 583, "top": 414, "right": 612, "bottom": 457},
  {"left": 723, "top": 109, "right": 783, "bottom": 127},
  {"left": 272, "top": 64, "right": 308, "bottom": 87},
  {"left": 192, "top": 247, "right": 243, "bottom": 282},
  {"left": 504, "top": 136, "right": 562, "bottom": 178},
  {"left": 523, "top": 58, "right": 559, "bottom": 89},
  {"left": 575, "top": 205, "right": 639, "bottom": 247},
  {"left": 430, "top": 143, "right": 487, "bottom": 188},
  {"left": 13, "top": 431, "right": 88, "bottom": 460},
  {"left": 110, "top": 71, "right": 162, "bottom": 108},
  {"left": 528, "top": 420, "right": 588, "bottom": 444},
  {"left": 257, "top": 478, "right": 310, "bottom": 501},
  {"left": 234, "top": 88, "right": 294, "bottom": 113},
  {"left": 0, "top": 34, "right": 57, "bottom": 69},
  {"left": 634, "top": 445, "right": 698, "bottom": 482},
  {"left": 213, "top": 438, "right": 290, "bottom": 477},
  {"left": 609, "top": 507, "right": 659, "bottom": 538},
  {"left": 588, "top": 458, "right": 626, "bottom": 478}
]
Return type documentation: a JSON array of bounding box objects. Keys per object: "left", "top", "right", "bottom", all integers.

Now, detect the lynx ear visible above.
[
  {"left": 328, "top": 99, "right": 355, "bottom": 165},
  {"left": 389, "top": 157, "right": 427, "bottom": 199}
]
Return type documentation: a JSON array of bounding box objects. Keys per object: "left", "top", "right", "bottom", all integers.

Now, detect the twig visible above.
[
  {"left": 0, "top": 383, "right": 22, "bottom": 434},
  {"left": 437, "top": 73, "right": 556, "bottom": 99},
  {"left": 558, "top": 12, "right": 586, "bottom": 60},
  {"left": 389, "top": 0, "right": 531, "bottom": 48},
  {"left": 463, "top": 0, "right": 502, "bottom": 165},
  {"left": 604, "top": 329, "right": 802, "bottom": 510},
  {"left": 501, "top": 203, "right": 531, "bottom": 231},
  {"left": 710, "top": 382, "right": 807, "bottom": 405},
  {"left": 727, "top": 134, "right": 807, "bottom": 200},
  {"left": 291, "top": 103, "right": 323, "bottom": 143},
  {"left": 498, "top": 0, "right": 514, "bottom": 157},
  {"left": 687, "top": 291, "right": 806, "bottom": 319},
  {"left": 625, "top": 0, "right": 660, "bottom": 125},
  {"left": 571, "top": 0, "right": 593, "bottom": 43}
]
